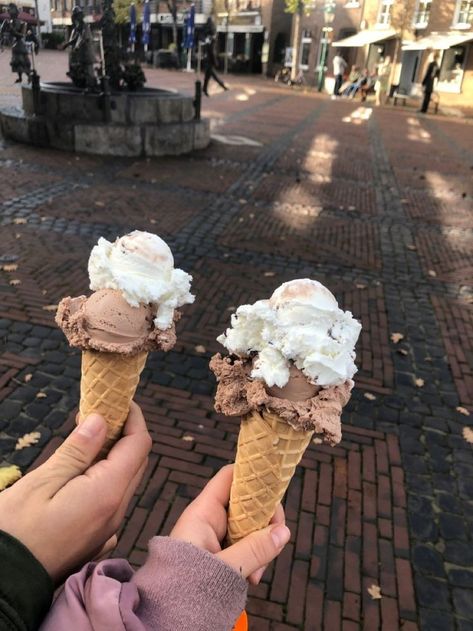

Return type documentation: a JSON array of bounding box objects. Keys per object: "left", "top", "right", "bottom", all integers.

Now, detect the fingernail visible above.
[
  {"left": 271, "top": 525, "right": 290, "bottom": 548},
  {"left": 76, "top": 414, "right": 104, "bottom": 438}
]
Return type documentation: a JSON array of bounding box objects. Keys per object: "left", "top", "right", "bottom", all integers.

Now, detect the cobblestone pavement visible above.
[{"left": 1, "top": 51, "right": 473, "bottom": 630}]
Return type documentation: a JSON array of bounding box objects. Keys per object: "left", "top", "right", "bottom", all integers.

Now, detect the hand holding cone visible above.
[
  {"left": 211, "top": 279, "right": 361, "bottom": 543},
  {"left": 56, "top": 231, "right": 194, "bottom": 456}
]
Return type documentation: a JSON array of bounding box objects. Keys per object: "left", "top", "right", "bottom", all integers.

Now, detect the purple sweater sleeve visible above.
[{"left": 40, "top": 537, "right": 247, "bottom": 631}]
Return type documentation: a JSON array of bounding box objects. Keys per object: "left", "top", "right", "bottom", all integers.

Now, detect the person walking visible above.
[
  {"left": 420, "top": 52, "right": 440, "bottom": 114},
  {"left": 202, "top": 34, "right": 228, "bottom": 97},
  {"left": 332, "top": 51, "right": 347, "bottom": 98}
]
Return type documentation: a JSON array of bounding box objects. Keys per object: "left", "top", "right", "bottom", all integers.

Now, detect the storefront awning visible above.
[
  {"left": 402, "top": 31, "right": 473, "bottom": 51},
  {"left": 217, "top": 24, "right": 264, "bottom": 33},
  {"left": 332, "top": 28, "right": 397, "bottom": 48}
]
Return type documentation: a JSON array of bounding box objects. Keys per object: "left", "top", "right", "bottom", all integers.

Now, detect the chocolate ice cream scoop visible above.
[
  {"left": 56, "top": 288, "right": 176, "bottom": 354},
  {"left": 265, "top": 364, "right": 321, "bottom": 401}
]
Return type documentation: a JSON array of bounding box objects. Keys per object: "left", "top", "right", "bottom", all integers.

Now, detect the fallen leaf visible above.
[
  {"left": 397, "top": 349, "right": 408, "bottom": 356},
  {"left": 348, "top": 205, "right": 356, "bottom": 211},
  {"left": 355, "top": 283, "right": 367, "bottom": 289},
  {"left": 367, "top": 584, "right": 382, "bottom": 600},
  {"left": 456, "top": 406, "right": 470, "bottom": 416},
  {"left": 264, "top": 271, "right": 275, "bottom": 277},
  {"left": 149, "top": 219, "right": 157, "bottom": 224},
  {"left": 41, "top": 289, "right": 47, "bottom": 295},
  {"left": 428, "top": 270, "right": 437, "bottom": 277},
  {"left": 390, "top": 332, "right": 404, "bottom": 344},
  {"left": 312, "top": 437, "right": 323, "bottom": 445},
  {"left": 182, "top": 435, "right": 194, "bottom": 442},
  {"left": 36, "top": 392, "right": 47, "bottom": 399},
  {"left": 239, "top": 199, "right": 247, "bottom": 204},
  {"left": 0, "top": 465, "right": 22, "bottom": 491},
  {"left": 414, "top": 378, "right": 425, "bottom": 388},
  {"left": 406, "top": 245, "right": 417, "bottom": 251},
  {"left": 2, "top": 264, "right": 18, "bottom": 272},
  {"left": 194, "top": 345, "right": 206, "bottom": 354},
  {"left": 13, "top": 218, "right": 27, "bottom": 224},
  {"left": 9, "top": 279, "right": 21, "bottom": 286},
  {"left": 42, "top": 304, "right": 58, "bottom": 312},
  {"left": 15, "top": 431, "right": 41, "bottom": 450},
  {"left": 198, "top": 424, "right": 204, "bottom": 429},
  {"left": 463, "top": 427, "right": 473, "bottom": 443},
  {"left": 94, "top": 201, "right": 105, "bottom": 207},
  {"left": 364, "top": 392, "right": 376, "bottom": 401},
  {"left": 24, "top": 373, "right": 32, "bottom": 383}
]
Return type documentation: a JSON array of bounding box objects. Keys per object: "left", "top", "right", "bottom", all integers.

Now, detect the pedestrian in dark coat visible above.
[
  {"left": 420, "top": 52, "right": 440, "bottom": 113},
  {"left": 202, "top": 34, "right": 228, "bottom": 97}
]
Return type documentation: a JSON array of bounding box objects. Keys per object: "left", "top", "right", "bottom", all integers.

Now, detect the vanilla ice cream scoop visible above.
[
  {"left": 217, "top": 278, "right": 361, "bottom": 388},
  {"left": 89, "top": 231, "right": 194, "bottom": 329}
]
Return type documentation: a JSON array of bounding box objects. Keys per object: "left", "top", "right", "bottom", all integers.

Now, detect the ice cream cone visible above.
[
  {"left": 78, "top": 349, "right": 148, "bottom": 456},
  {"left": 227, "top": 408, "right": 313, "bottom": 544}
]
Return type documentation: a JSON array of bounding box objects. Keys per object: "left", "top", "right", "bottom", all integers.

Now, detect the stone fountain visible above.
[{"left": 0, "top": 0, "right": 209, "bottom": 157}]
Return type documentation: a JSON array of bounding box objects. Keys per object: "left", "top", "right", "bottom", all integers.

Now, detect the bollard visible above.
[
  {"left": 31, "top": 70, "right": 41, "bottom": 116},
  {"left": 100, "top": 75, "right": 112, "bottom": 123},
  {"left": 194, "top": 80, "right": 202, "bottom": 121}
]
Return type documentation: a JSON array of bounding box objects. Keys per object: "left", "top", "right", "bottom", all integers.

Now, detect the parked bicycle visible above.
[{"left": 274, "top": 67, "right": 307, "bottom": 88}]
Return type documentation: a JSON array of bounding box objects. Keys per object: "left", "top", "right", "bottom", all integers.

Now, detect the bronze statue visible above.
[
  {"left": 0, "top": 3, "right": 31, "bottom": 83},
  {"left": 62, "top": 6, "right": 97, "bottom": 90}
]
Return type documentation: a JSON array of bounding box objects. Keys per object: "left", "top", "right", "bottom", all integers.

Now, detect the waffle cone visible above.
[
  {"left": 227, "top": 409, "right": 313, "bottom": 544},
  {"left": 78, "top": 350, "right": 148, "bottom": 456}
]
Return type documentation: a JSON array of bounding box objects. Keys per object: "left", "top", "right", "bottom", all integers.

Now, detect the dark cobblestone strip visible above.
[{"left": 369, "top": 115, "right": 473, "bottom": 630}]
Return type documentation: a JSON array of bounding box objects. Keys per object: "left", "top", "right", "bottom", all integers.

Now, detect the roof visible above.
[
  {"left": 402, "top": 31, "right": 473, "bottom": 51},
  {"left": 332, "top": 28, "right": 397, "bottom": 48}
]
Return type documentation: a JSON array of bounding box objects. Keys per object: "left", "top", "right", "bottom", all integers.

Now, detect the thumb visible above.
[
  {"left": 42, "top": 413, "right": 107, "bottom": 495},
  {"left": 217, "top": 524, "right": 290, "bottom": 580}
]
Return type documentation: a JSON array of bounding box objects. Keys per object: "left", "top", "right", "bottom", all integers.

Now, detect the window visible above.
[
  {"left": 454, "top": 0, "right": 473, "bottom": 26},
  {"left": 438, "top": 46, "right": 467, "bottom": 92},
  {"left": 377, "top": 0, "right": 393, "bottom": 26},
  {"left": 300, "top": 29, "right": 312, "bottom": 70},
  {"left": 413, "top": 0, "right": 431, "bottom": 27}
]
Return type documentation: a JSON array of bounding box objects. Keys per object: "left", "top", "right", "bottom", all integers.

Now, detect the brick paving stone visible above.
[{"left": 1, "top": 63, "right": 473, "bottom": 628}]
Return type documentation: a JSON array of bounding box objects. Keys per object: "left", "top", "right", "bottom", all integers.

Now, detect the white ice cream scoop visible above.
[
  {"left": 217, "top": 278, "right": 361, "bottom": 388},
  {"left": 88, "top": 230, "right": 194, "bottom": 329}
]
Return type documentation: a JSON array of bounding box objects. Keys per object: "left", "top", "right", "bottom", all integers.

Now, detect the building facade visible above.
[
  {"left": 49, "top": 0, "right": 289, "bottom": 74},
  {"left": 213, "top": 0, "right": 291, "bottom": 75},
  {"left": 291, "top": 0, "right": 473, "bottom": 107}
]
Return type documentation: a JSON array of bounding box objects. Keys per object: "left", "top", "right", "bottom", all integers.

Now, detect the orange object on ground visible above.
[{"left": 233, "top": 610, "right": 248, "bottom": 631}]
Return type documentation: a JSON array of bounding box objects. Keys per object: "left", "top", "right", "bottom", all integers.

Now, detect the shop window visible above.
[
  {"left": 438, "top": 46, "right": 466, "bottom": 92},
  {"left": 454, "top": 0, "right": 473, "bottom": 26},
  {"left": 273, "top": 32, "right": 286, "bottom": 64},
  {"left": 300, "top": 29, "right": 311, "bottom": 70},
  {"left": 377, "top": 0, "right": 393, "bottom": 26},
  {"left": 413, "top": 0, "right": 431, "bottom": 27}
]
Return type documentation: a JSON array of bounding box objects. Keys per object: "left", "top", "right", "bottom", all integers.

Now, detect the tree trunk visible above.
[{"left": 290, "top": 7, "right": 302, "bottom": 81}]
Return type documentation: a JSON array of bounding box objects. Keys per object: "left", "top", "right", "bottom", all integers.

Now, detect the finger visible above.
[
  {"left": 41, "top": 414, "right": 108, "bottom": 496},
  {"left": 248, "top": 566, "right": 266, "bottom": 585},
  {"left": 270, "top": 504, "right": 285, "bottom": 526},
  {"left": 100, "top": 402, "right": 152, "bottom": 490},
  {"left": 112, "top": 459, "right": 149, "bottom": 530},
  {"left": 217, "top": 524, "right": 290, "bottom": 579},
  {"left": 193, "top": 464, "right": 234, "bottom": 510},
  {"left": 92, "top": 534, "right": 118, "bottom": 562}
]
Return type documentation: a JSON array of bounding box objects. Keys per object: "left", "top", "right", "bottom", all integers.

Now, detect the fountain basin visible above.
[{"left": 0, "top": 82, "right": 210, "bottom": 157}]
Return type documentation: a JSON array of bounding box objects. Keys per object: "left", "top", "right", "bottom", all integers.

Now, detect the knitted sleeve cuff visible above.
[{"left": 134, "top": 536, "right": 248, "bottom": 631}]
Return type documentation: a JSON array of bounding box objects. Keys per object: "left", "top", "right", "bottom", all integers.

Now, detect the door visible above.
[{"left": 398, "top": 50, "right": 422, "bottom": 94}]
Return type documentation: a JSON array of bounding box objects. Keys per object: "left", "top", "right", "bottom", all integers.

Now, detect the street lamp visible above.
[{"left": 317, "top": 0, "right": 335, "bottom": 92}]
